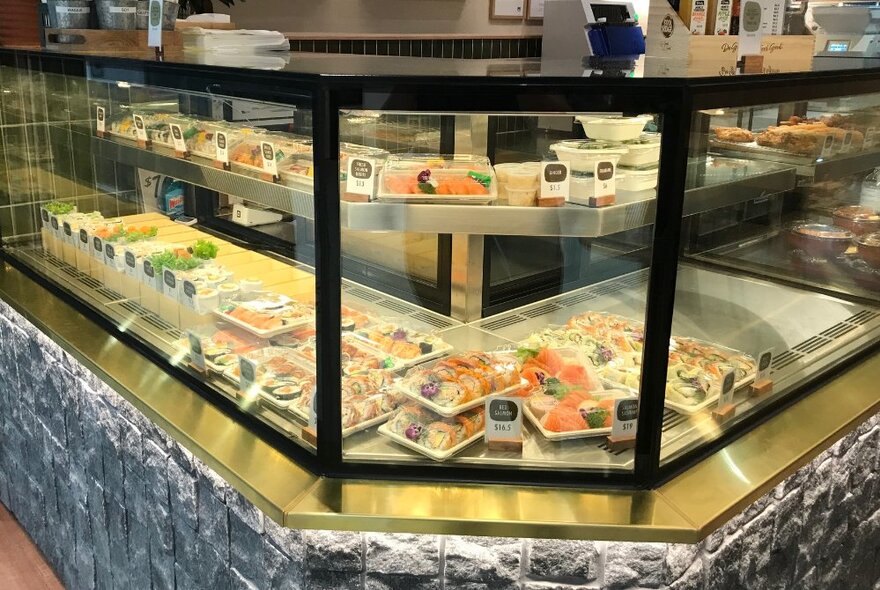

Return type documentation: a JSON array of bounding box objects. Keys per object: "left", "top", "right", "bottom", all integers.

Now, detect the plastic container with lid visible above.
[
  {"left": 505, "top": 186, "right": 538, "bottom": 207},
  {"left": 576, "top": 115, "right": 653, "bottom": 142},
  {"left": 378, "top": 154, "right": 497, "bottom": 204},
  {"left": 617, "top": 167, "right": 658, "bottom": 192},
  {"left": 549, "top": 140, "right": 629, "bottom": 173},
  {"left": 230, "top": 132, "right": 312, "bottom": 175},
  {"left": 857, "top": 231, "right": 880, "bottom": 268},
  {"left": 787, "top": 223, "right": 853, "bottom": 258},
  {"left": 616, "top": 133, "right": 661, "bottom": 167},
  {"left": 832, "top": 205, "right": 880, "bottom": 236}
]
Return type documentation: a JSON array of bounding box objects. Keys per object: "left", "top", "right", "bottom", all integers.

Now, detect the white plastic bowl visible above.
[
  {"left": 617, "top": 133, "right": 661, "bottom": 167},
  {"left": 617, "top": 167, "right": 658, "bottom": 192},
  {"left": 576, "top": 115, "right": 653, "bottom": 142},
  {"left": 549, "top": 140, "right": 629, "bottom": 173}
]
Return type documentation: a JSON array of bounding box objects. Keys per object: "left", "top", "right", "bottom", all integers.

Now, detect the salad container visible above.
[
  {"left": 549, "top": 140, "right": 629, "bottom": 173},
  {"left": 524, "top": 388, "right": 637, "bottom": 441},
  {"left": 616, "top": 133, "right": 661, "bottom": 167},
  {"left": 616, "top": 167, "right": 658, "bottom": 192},
  {"left": 576, "top": 115, "right": 653, "bottom": 141}
]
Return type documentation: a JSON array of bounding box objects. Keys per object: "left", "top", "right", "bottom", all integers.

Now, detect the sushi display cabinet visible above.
[{"left": 0, "top": 46, "right": 879, "bottom": 493}]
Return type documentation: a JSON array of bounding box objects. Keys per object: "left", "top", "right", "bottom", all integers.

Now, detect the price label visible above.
[
  {"left": 142, "top": 259, "right": 159, "bottom": 290},
  {"left": 485, "top": 397, "right": 523, "bottom": 442},
  {"left": 62, "top": 221, "right": 73, "bottom": 244},
  {"left": 91, "top": 235, "right": 104, "bottom": 260},
  {"left": 715, "top": 368, "right": 737, "bottom": 408},
  {"left": 78, "top": 229, "right": 90, "bottom": 253},
  {"left": 611, "top": 398, "right": 639, "bottom": 438},
  {"left": 96, "top": 106, "right": 105, "bottom": 134},
  {"left": 170, "top": 123, "right": 187, "bottom": 153},
  {"left": 181, "top": 279, "right": 198, "bottom": 310},
  {"left": 104, "top": 243, "right": 118, "bottom": 268},
  {"left": 843, "top": 131, "right": 853, "bottom": 151},
  {"left": 756, "top": 349, "right": 773, "bottom": 382},
  {"left": 865, "top": 127, "right": 876, "bottom": 148},
  {"left": 239, "top": 356, "right": 260, "bottom": 399},
  {"left": 594, "top": 160, "right": 616, "bottom": 198},
  {"left": 188, "top": 331, "right": 206, "bottom": 373},
  {"left": 40, "top": 208, "right": 50, "bottom": 228},
  {"left": 133, "top": 114, "right": 148, "bottom": 142},
  {"left": 260, "top": 141, "right": 278, "bottom": 176},
  {"left": 215, "top": 131, "right": 229, "bottom": 164},
  {"left": 163, "top": 269, "right": 179, "bottom": 300},
  {"left": 820, "top": 134, "right": 834, "bottom": 158},
  {"left": 147, "top": 0, "right": 163, "bottom": 48},
  {"left": 346, "top": 157, "right": 375, "bottom": 198},
  {"left": 124, "top": 250, "right": 138, "bottom": 277},
  {"left": 541, "top": 161, "right": 571, "bottom": 201}
]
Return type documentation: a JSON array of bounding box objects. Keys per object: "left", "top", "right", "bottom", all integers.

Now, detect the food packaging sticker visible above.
[
  {"left": 181, "top": 279, "right": 198, "bottom": 310},
  {"left": 133, "top": 114, "right": 148, "bottom": 142},
  {"left": 756, "top": 349, "right": 773, "bottom": 382},
  {"left": 238, "top": 356, "right": 260, "bottom": 399},
  {"left": 96, "top": 106, "right": 106, "bottom": 133},
  {"left": 715, "top": 368, "right": 737, "bottom": 408},
  {"left": 104, "top": 243, "right": 118, "bottom": 268},
  {"left": 124, "top": 250, "right": 138, "bottom": 277},
  {"left": 485, "top": 397, "right": 523, "bottom": 442},
  {"left": 215, "top": 131, "right": 229, "bottom": 163},
  {"left": 109, "top": 5, "right": 136, "bottom": 12},
  {"left": 170, "top": 123, "right": 187, "bottom": 153},
  {"left": 611, "top": 398, "right": 639, "bottom": 439},
  {"left": 188, "top": 331, "right": 207, "bottom": 373},
  {"left": 142, "top": 259, "right": 159, "bottom": 289},
  {"left": 147, "top": 0, "right": 164, "bottom": 48},
  {"left": 260, "top": 141, "right": 278, "bottom": 176},
  {"left": 346, "top": 157, "right": 376, "bottom": 197},
  {"left": 541, "top": 161, "right": 571, "bottom": 201},
  {"left": 91, "top": 235, "right": 104, "bottom": 260},
  {"left": 57, "top": 5, "right": 90, "bottom": 13},
  {"left": 78, "top": 229, "right": 90, "bottom": 253},
  {"left": 62, "top": 221, "right": 73, "bottom": 244},
  {"left": 40, "top": 208, "right": 50, "bottom": 228},
  {"left": 50, "top": 215, "right": 61, "bottom": 237},
  {"left": 163, "top": 269, "right": 179, "bottom": 300},
  {"left": 593, "top": 160, "right": 616, "bottom": 198}
]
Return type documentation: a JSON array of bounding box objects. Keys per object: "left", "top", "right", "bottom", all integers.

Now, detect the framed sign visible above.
[
  {"left": 490, "top": 0, "right": 525, "bottom": 20},
  {"left": 526, "top": 0, "right": 544, "bottom": 20}
]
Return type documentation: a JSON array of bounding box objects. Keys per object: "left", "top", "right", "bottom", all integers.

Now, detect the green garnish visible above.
[
  {"left": 45, "top": 201, "right": 75, "bottom": 215},
  {"left": 148, "top": 250, "right": 201, "bottom": 272},
  {"left": 515, "top": 346, "right": 540, "bottom": 364},
  {"left": 417, "top": 182, "right": 436, "bottom": 194},
  {"left": 585, "top": 408, "right": 609, "bottom": 429},
  {"left": 189, "top": 239, "right": 219, "bottom": 260},
  {"left": 467, "top": 171, "right": 492, "bottom": 187},
  {"left": 543, "top": 377, "right": 570, "bottom": 400}
]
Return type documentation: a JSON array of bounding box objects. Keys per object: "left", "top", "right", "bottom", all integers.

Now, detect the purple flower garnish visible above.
[
  {"left": 420, "top": 382, "right": 439, "bottom": 399},
  {"left": 687, "top": 377, "right": 703, "bottom": 390},
  {"left": 404, "top": 423, "right": 423, "bottom": 441},
  {"left": 417, "top": 169, "right": 431, "bottom": 183},
  {"left": 535, "top": 371, "right": 546, "bottom": 385},
  {"left": 599, "top": 346, "right": 614, "bottom": 362},
  {"left": 391, "top": 328, "right": 408, "bottom": 341}
]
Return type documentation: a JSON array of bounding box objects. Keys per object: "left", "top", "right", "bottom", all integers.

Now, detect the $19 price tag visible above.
[{"left": 611, "top": 397, "right": 639, "bottom": 439}]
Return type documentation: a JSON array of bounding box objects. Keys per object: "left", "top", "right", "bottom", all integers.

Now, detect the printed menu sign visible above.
[
  {"left": 239, "top": 357, "right": 259, "bottom": 399},
  {"left": 62, "top": 221, "right": 73, "bottom": 244},
  {"left": 124, "top": 250, "right": 138, "bottom": 277},
  {"left": 541, "top": 161, "right": 571, "bottom": 201},
  {"left": 96, "top": 106, "right": 106, "bottom": 134},
  {"left": 40, "top": 208, "right": 50, "bottom": 228},
  {"left": 170, "top": 123, "right": 187, "bottom": 153},
  {"left": 104, "top": 243, "right": 117, "bottom": 268},
  {"left": 346, "top": 157, "right": 376, "bottom": 197},
  {"left": 593, "top": 160, "right": 616, "bottom": 198},
  {"left": 181, "top": 280, "right": 198, "bottom": 310},
  {"left": 50, "top": 215, "right": 60, "bottom": 237},
  {"left": 716, "top": 368, "right": 737, "bottom": 408},
  {"left": 188, "top": 331, "right": 206, "bottom": 373},
  {"left": 611, "top": 398, "right": 639, "bottom": 439},
  {"left": 485, "top": 397, "right": 523, "bottom": 441},
  {"left": 163, "top": 269, "right": 179, "bottom": 300},
  {"left": 260, "top": 141, "right": 278, "bottom": 176},
  {"left": 756, "top": 349, "right": 773, "bottom": 382},
  {"left": 147, "top": 0, "right": 164, "bottom": 48},
  {"left": 133, "top": 114, "right": 148, "bottom": 142},
  {"left": 91, "top": 236, "right": 104, "bottom": 260},
  {"left": 78, "top": 229, "right": 90, "bottom": 253},
  {"left": 142, "top": 259, "right": 159, "bottom": 290},
  {"left": 215, "top": 131, "right": 229, "bottom": 164}
]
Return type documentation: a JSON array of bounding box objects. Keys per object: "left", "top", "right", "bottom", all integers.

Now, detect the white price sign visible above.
[
  {"left": 756, "top": 349, "right": 773, "bottom": 382},
  {"left": 141, "top": 259, "right": 160, "bottom": 290},
  {"left": 715, "top": 368, "right": 737, "bottom": 408},
  {"left": 104, "top": 243, "right": 118, "bottom": 269},
  {"left": 611, "top": 398, "right": 639, "bottom": 439},
  {"left": 260, "top": 141, "right": 278, "bottom": 176},
  {"left": 181, "top": 279, "right": 198, "bottom": 310},
  {"left": 738, "top": 0, "right": 764, "bottom": 58},
  {"left": 133, "top": 114, "right": 148, "bottom": 142},
  {"left": 91, "top": 235, "right": 104, "bottom": 261},
  {"left": 188, "top": 331, "right": 207, "bottom": 373},
  {"left": 123, "top": 250, "right": 138, "bottom": 278},
  {"left": 540, "top": 161, "right": 571, "bottom": 201},
  {"left": 78, "top": 228, "right": 90, "bottom": 253},
  {"left": 50, "top": 215, "right": 61, "bottom": 237},
  {"left": 96, "top": 106, "right": 106, "bottom": 134},
  {"left": 215, "top": 131, "right": 230, "bottom": 164},
  {"left": 346, "top": 157, "right": 376, "bottom": 198},
  {"left": 820, "top": 134, "right": 834, "bottom": 158},
  {"left": 62, "top": 221, "right": 74, "bottom": 244},
  {"left": 238, "top": 356, "right": 260, "bottom": 399},
  {"left": 170, "top": 123, "right": 187, "bottom": 153},
  {"left": 484, "top": 397, "right": 523, "bottom": 442},
  {"left": 865, "top": 127, "right": 876, "bottom": 148},
  {"left": 147, "top": 0, "right": 164, "bottom": 48},
  {"left": 40, "top": 208, "right": 50, "bottom": 229},
  {"left": 163, "top": 269, "right": 179, "bottom": 300},
  {"left": 593, "top": 160, "right": 616, "bottom": 198}
]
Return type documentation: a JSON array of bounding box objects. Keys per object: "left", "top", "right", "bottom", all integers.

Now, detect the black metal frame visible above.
[{"left": 2, "top": 47, "right": 880, "bottom": 489}]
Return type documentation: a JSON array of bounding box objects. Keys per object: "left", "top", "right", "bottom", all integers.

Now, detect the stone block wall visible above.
[{"left": 0, "top": 298, "right": 877, "bottom": 590}]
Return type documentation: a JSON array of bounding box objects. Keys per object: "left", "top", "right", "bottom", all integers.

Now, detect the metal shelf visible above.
[
  {"left": 341, "top": 198, "right": 657, "bottom": 237},
  {"left": 90, "top": 136, "right": 315, "bottom": 219},
  {"left": 683, "top": 156, "right": 797, "bottom": 216},
  {"left": 710, "top": 141, "right": 880, "bottom": 182}
]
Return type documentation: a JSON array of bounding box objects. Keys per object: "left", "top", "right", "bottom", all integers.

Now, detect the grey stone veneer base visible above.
[{"left": 0, "top": 299, "right": 877, "bottom": 590}]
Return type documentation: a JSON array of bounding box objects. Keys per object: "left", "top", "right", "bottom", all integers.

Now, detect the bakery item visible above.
[{"left": 713, "top": 127, "right": 755, "bottom": 143}]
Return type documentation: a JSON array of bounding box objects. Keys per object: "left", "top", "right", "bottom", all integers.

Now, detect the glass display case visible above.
[{"left": 1, "top": 47, "right": 879, "bottom": 487}]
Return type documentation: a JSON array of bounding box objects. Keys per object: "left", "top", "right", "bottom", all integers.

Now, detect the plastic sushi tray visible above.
[
  {"left": 348, "top": 331, "right": 453, "bottom": 370},
  {"left": 395, "top": 379, "right": 524, "bottom": 418},
  {"left": 523, "top": 389, "right": 636, "bottom": 441},
  {"left": 213, "top": 307, "right": 315, "bottom": 339},
  {"left": 289, "top": 403, "right": 397, "bottom": 438},
  {"left": 377, "top": 423, "right": 484, "bottom": 462},
  {"left": 664, "top": 339, "right": 756, "bottom": 416},
  {"left": 294, "top": 334, "right": 403, "bottom": 374}
]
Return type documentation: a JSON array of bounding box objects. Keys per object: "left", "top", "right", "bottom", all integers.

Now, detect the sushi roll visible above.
[
  {"left": 378, "top": 391, "right": 403, "bottom": 414},
  {"left": 387, "top": 405, "right": 429, "bottom": 436},
  {"left": 528, "top": 395, "right": 559, "bottom": 419},
  {"left": 341, "top": 399, "right": 362, "bottom": 428},
  {"left": 341, "top": 317, "right": 357, "bottom": 332},
  {"left": 421, "top": 422, "right": 458, "bottom": 450},
  {"left": 203, "top": 346, "right": 231, "bottom": 363},
  {"left": 269, "top": 384, "right": 302, "bottom": 401}
]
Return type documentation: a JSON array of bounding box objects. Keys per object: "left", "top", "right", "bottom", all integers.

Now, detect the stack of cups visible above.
[{"left": 494, "top": 162, "right": 541, "bottom": 207}]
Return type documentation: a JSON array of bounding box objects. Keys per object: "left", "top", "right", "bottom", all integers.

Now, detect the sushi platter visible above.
[
  {"left": 523, "top": 389, "right": 636, "bottom": 441},
  {"left": 294, "top": 335, "right": 399, "bottom": 374},
  {"left": 394, "top": 351, "right": 524, "bottom": 418},
  {"left": 378, "top": 405, "right": 486, "bottom": 461},
  {"left": 222, "top": 347, "right": 315, "bottom": 399},
  {"left": 214, "top": 294, "right": 315, "bottom": 338},
  {"left": 377, "top": 423, "right": 484, "bottom": 462},
  {"left": 377, "top": 155, "right": 498, "bottom": 205},
  {"left": 349, "top": 323, "right": 453, "bottom": 368}
]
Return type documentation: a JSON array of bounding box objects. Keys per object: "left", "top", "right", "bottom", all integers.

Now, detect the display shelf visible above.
[
  {"left": 340, "top": 198, "right": 657, "bottom": 237},
  {"left": 682, "top": 157, "right": 797, "bottom": 216},
  {"left": 90, "top": 136, "right": 315, "bottom": 218},
  {"left": 709, "top": 141, "right": 880, "bottom": 181}
]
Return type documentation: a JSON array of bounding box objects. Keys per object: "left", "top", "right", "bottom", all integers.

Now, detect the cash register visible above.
[{"left": 810, "top": 2, "right": 880, "bottom": 58}]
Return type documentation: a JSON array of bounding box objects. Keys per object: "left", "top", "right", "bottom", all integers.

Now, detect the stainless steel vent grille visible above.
[
  {"left": 771, "top": 350, "right": 802, "bottom": 371},
  {"left": 846, "top": 310, "right": 879, "bottom": 325},
  {"left": 523, "top": 303, "right": 561, "bottom": 318},
  {"left": 480, "top": 315, "right": 527, "bottom": 332},
  {"left": 557, "top": 292, "right": 597, "bottom": 307},
  {"left": 410, "top": 312, "right": 456, "bottom": 329}
]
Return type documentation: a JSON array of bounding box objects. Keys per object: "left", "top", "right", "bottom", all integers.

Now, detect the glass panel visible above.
[
  {"left": 663, "top": 93, "right": 880, "bottom": 464},
  {"left": 0, "top": 56, "right": 317, "bottom": 453},
  {"left": 338, "top": 109, "right": 663, "bottom": 474}
]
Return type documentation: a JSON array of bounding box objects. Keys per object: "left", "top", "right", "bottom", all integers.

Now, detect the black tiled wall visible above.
[{"left": 289, "top": 37, "right": 542, "bottom": 59}]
